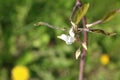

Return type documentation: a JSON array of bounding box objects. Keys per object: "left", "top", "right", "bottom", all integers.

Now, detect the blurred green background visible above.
[{"left": 0, "top": 0, "right": 120, "bottom": 80}]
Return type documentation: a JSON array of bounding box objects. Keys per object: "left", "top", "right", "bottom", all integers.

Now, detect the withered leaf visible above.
[{"left": 89, "top": 28, "right": 116, "bottom": 36}]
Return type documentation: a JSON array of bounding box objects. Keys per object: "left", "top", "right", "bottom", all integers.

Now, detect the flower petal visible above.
[
  {"left": 57, "top": 34, "right": 68, "bottom": 42},
  {"left": 69, "top": 28, "right": 75, "bottom": 37},
  {"left": 57, "top": 28, "right": 76, "bottom": 45},
  {"left": 57, "top": 34, "right": 75, "bottom": 45},
  {"left": 66, "top": 36, "right": 75, "bottom": 44}
]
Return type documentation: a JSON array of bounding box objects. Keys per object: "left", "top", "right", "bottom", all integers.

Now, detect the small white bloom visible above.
[
  {"left": 57, "top": 34, "right": 68, "bottom": 42},
  {"left": 57, "top": 28, "right": 75, "bottom": 45},
  {"left": 69, "top": 27, "right": 75, "bottom": 37}
]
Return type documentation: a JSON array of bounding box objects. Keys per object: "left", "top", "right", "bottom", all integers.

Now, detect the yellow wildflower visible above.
[
  {"left": 11, "top": 66, "right": 30, "bottom": 80},
  {"left": 100, "top": 54, "right": 110, "bottom": 65}
]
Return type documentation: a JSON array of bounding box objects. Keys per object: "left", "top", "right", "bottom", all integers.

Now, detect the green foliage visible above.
[
  {"left": 102, "top": 10, "right": 119, "bottom": 23},
  {"left": 71, "top": 3, "right": 89, "bottom": 25},
  {"left": 0, "top": 0, "right": 120, "bottom": 80}
]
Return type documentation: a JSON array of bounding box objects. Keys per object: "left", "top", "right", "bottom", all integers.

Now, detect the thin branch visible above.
[
  {"left": 77, "top": 0, "right": 81, "bottom": 5},
  {"left": 79, "top": 16, "right": 88, "bottom": 80},
  {"left": 117, "top": 9, "right": 120, "bottom": 12},
  {"left": 70, "top": 0, "right": 81, "bottom": 21},
  {"left": 86, "top": 8, "right": 120, "bottom": 28},
  {"left": 74, "top": 0, "right": 88, "bottom": 80},
  {"left": 34, "top": 22, "right": 66, "bottom": 31},
  {"left": 77, "top": 0, "right": 81, "bottom": 3},
  {"left": 86, "top": 20, "right": 102, "bottom": 28}
]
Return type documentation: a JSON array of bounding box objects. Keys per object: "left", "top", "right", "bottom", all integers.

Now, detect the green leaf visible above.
[
  {"left": 102, "top": 10, "right": 118, "bottom": 22},
  {"left": 71, "top": 3, "right": 89, "bottom": 25},
  {"left": 89, "top": 28, "right": 116, "bottom": 36}
]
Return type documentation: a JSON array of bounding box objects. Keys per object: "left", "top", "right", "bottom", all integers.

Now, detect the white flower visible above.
[{"left": 57, "top": 28, "right": 76, "bottom": 45}]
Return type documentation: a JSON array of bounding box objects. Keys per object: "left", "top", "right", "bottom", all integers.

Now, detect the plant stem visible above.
[
  {"left": 34, "top": 22, "right": 66, "bottom": 31},
  {"left": 76, "top": 0, "right": 88, "bottom": 80},
  {"left": 86, "top": 20, "right": 102, "bottom": 28},
  {"left": 79, "top": 17, "right": 88, "bottom": 80}
]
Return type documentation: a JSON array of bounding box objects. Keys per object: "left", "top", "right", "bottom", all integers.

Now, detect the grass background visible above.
[{"left": 0, "top": 0, "right": 120, "bottom": 80}]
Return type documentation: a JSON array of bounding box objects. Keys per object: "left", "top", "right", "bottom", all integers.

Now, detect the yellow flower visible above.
[
  {"left": 11, "top": 66, "right": 30, "bottom": 80},
  {"left": 100, "top": 54, "right": 110, "bottom": 65}
]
